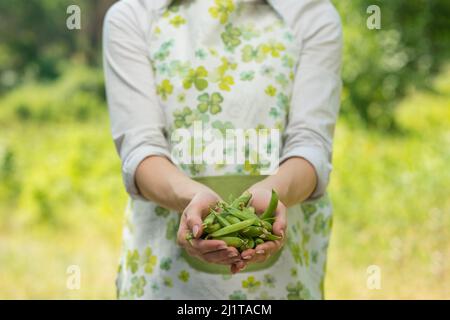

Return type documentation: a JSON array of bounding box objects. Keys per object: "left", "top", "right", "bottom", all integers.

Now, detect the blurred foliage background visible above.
[{"left": 0, "top": 0, "right": 449, "bottom": 299}]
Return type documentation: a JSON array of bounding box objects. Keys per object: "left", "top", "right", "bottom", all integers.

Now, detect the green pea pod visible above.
[
  {"left": 241, "top": 226, "right": 266, "bottom": 238},
  {"left": 246, "top": 207, "right": 256, "bottom": 214},
  {"left": 210, "top": 218, "right": 257, "bottom": 238},
  {"left": 203, "top": 223, "right": 221, "bottom": 234},
  {"left": 242, "top": 207, "right": 258, "bottom": 219},
  {"left": 225, "top": 215, "right": 241, "bottom": 225},
  {"left": 239, "top": 241, "right": 249, "bottom": 251},
  {"left": 260, "top": 233, "right": 282, "bottom": 241},
  {"left": 226, "top": 207, "right": 255, "bottom": 221},
  {"left": 230, "top": 191, "right": 252, "bottom": 209},
  {"left": 262, "top": 217, "right": 276, "bottom": 223},
  {"left": 260, "top": 220, "right": 273, "bottom": 232},
  {"left": 252, "top": 220, "right": 262, "bottom": 227},
  {"left": 255, "top": 238, "right": 265, "bottom": 246},
  {"left": 185, "top": 232, "right": 194, "bottom": 245},
  {"left": 217, "top": 200, "right": 229, "bottom": 208},
  {"left": 240, "top": 237, "right": 255, "bottom": 250},
  {"left": 214, "top": 212, "right": 231, "bottom": 227},
  {"left": 213, "top": 236, "right": 246, "bottom": 248},
  {"left": 203, "top": 212, "right": 216, "bottom": 226},
  {"left": 260, "top": 189, "right": 279, "bottom": 220}
]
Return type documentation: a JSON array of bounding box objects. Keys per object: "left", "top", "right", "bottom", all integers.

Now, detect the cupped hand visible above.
[
  {"left": 232, "top": 188, "right": 287, "bottom": 272},
  {"left": 177, "top": 190, "right": 242, "bottom": 265}
]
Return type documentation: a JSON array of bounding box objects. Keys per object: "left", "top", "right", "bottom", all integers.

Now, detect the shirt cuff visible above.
[
  {"left": 122, "top": 145, "right": 172, "bottom": 200},
  {"left": 280, "top": 146, "right": 331, "bottom": 200}
]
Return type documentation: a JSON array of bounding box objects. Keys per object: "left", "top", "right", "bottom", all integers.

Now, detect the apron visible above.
[{"left": 116, "top": 0, "right": 333, "bottom": 300}]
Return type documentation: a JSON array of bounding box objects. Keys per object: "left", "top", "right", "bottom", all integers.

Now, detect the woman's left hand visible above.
[{"left": 231, "top": 188, "right": 287, "bottom": 273}]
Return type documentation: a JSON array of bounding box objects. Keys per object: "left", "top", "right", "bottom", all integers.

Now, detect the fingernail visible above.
[
  {"left": 228, "top": 252, "right": 238, "bottom": 258},
  {"left": 256, "top": 250, "right": 265, "bottom": 255},
  {"left": 218, "top": 245, "right": 228, "bottom": 250},
  {"left": 192, "top": 225, "right": 199, "bottom": 237},
  {"left": 243, "top": 255, "right": 252, "bottom": 260},
  {"left": 280, "top": 230, "right": 285, "bottom": 239}
]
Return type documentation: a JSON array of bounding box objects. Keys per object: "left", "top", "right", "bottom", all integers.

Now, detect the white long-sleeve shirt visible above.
[{"left": 103, "top": 0, "right": 342, "bottom": 200}]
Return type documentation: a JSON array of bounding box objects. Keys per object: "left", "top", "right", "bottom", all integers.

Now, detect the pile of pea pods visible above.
[{"left": 187, "top": 190, "right": 281, "bottom": 252}]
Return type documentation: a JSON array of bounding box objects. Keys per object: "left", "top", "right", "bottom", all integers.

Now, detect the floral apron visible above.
[{"left": 116, "top": 0, "right": 333, "bottom": 300}]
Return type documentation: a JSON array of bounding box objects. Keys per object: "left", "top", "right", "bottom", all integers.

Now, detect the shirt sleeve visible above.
[
  {"left": 103, "top": 1, "right": 171, "bottom": 200},
  {"left": 280, "top": 1, "right": 343, "bottom": 199}
]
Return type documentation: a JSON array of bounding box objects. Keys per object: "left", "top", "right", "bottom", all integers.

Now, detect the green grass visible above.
[
  {"left": 326, "top": 70, "right": 450, "bottom": 299},
  {"left": 0, "top": 68, "right": 449, "bottom": 299},
  {"left": 0, "top": 122, "right": 125, "bottom": 299}
]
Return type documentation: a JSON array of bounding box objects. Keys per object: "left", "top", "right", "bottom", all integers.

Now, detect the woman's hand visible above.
[
  {"left": 232, "top": 188, "right": 287, "bottom": 272},
  {"left": 229, "top": 157, "right": 317, "bottom": 273},
  {"left": 177, "top": 190, "right": 243, "bottom": 265}
]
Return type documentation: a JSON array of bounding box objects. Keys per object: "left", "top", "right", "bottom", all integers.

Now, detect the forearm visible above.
[
  {"left": 249, "top": 157, "right": 317, "bottom": 207},
  {"left": 135, "top": 156, "right": 212, "bottom": 212}
]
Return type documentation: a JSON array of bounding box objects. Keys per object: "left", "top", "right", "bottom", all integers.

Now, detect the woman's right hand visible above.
[{"left": 176, "top": 191, "right": 243, "bottom": 266}]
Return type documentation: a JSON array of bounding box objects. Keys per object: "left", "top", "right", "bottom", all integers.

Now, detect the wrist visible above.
[
  {"left": 170, "top": 177, "right": 211, "bottom": 212},
  {"left": 249, "top": 177, "right": 283, "bottom": 193},
  {"left": 248, "top": 177, "right": 287, "bottom": 204}
]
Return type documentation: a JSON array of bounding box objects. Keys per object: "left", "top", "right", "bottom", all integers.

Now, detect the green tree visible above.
[
  {"left": 333, "top": 0, "right": 450, "bottom": 129},
  {"left": 0, "top": 0, "right": 115, "bottom": 93}
]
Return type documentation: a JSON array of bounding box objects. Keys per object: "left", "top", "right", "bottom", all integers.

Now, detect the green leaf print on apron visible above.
[{"left": 149, "top": 0, "right": 302, "bottom": 179}]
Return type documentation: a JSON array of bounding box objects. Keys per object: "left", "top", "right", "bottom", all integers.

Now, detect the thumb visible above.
[
  {"left": 184, "top": 206, "right": 204, "bottom": 239},
  {"left": 272, "top": 204, "right": 287, "bottom": 238}
]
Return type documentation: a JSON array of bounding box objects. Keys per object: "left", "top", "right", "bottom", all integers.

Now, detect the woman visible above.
[{"left": 103, "top": 0, "right": 342, "bottom": 300}]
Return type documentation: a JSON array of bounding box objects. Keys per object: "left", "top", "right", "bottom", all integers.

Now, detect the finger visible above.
[
  {"left": 272, "top": 205, "right": 287, "bottom": 238},
  {"left": 202, "top": 248, "right": 241, "bottom": 264},
  {"left": 225, "top": 246, "right": 240, "bottom": 259},
  {"left": 254, "top": 240, "right": 280, "bottom": 257},
  {"left": 221, "top": 255, "right": 243, "bottom": 265},
  {"left": 237, "top": 261, "right": 247, "bottom": 271},
  {"left": 184, "top": 246, "right": 236, "bottom": 264},
  {"left": 184, "top": 246, "right": 200, "bottom": 259},
  {"left": 217, "top": 248, "right": 241, "bottom": 264},
  {"left": 176, "top": 220, "right": 191, "bottom": 247},
  {"left": 241, "top": 245, "right": 269, "bottom": 264},
  {"left": 231, "top": 261, "right": 247, "bottom": 274},
  {"left": 246, "top": 253, "right": 266, "bottom": 264},
  {"left": 183, "top": 207, "right": 204, "bottom": 238},
  {"left": 241, "top": 248, "right": 256, "bottom": 261},
  {"left": 190, "top": 239, "right": 228, "bottom": 253},
  {"left": 230, "top": 263, "right": 240, "bottom": 274},
  {"left": 244, "top": 242, "right": 280, "bottom": 264}
]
